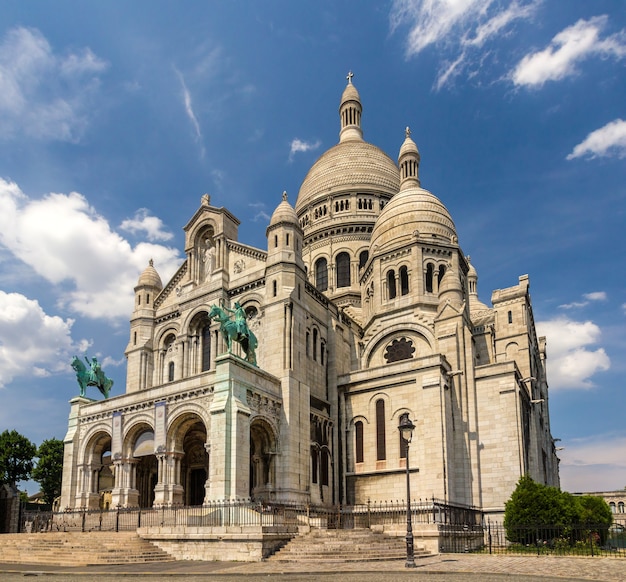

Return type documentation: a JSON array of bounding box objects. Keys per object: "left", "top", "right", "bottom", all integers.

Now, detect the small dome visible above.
[
  {"left": 268, "top": 192, "right": 298, "bottom": 229},
  {"left": 137, "top": 259, "right": 163, "bottom": 289},
  {"left": 341, "top": 81, "right": 360, "bottom": 105},
  {"left": 399, "top": 127, "right": 420, "bottom": 159},
  {"left": 398, "top": 127, "right": 421, "bottom": 190},
  {"left": 370, "top": 186, "right": 457, "bottom": 253},
  {"left": 467, "top": 259, "right": 490, "bottom": 312}
]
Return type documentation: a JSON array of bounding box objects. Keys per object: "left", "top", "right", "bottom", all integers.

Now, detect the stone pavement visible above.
[{"left": 1, "top": 554, "right": 625, "bottom": 582}]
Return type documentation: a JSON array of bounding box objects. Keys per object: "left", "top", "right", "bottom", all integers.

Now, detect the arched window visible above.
[
  {"left": 315, "top": 258, "right": 328, "bottom": 292},
  {"left": 359, "top": 250, "right": 369, "bottom": 270},
  {"left": 400, "top": 266, "right": 409, "bottom": 295},
  {"left": 438, "top": 264, "right": 446, "bottom": 288},
  {"left": 321, "top": 450, "right": 329, "bottom": 486},
  {"left": 311, "top": 449, "right": 318, "bottom": 484},
  {"left": 425, "top": 263, "right": 434, "bottom": 293},
  {"left": 387, "top": 270, "right": 397, "bottom": 299},
  {"left": 355, "top": 421, "right": 364, "bottom": 464},
  {"left": 610, "top": 502, "right": 616, "bottom": 513},
  {"left": 168, "top": 362, "right": 175, "bottom": 382},
  {"left": 306, "top": 331, "right": 310, "bottom": 357},
  {"left": 619, "top": 502, "right": 625, "bottom": 513},
  {"left": 273, "top": 280, "right": 277, "bottom": 296},
  {"left": 201, "top": 324, "right": 211, "bottom": 371},
  {"left": 508, "top": 310, "right": 513, "bottom": 324},
  {"left": 313, "top": 328, "right": 318, "bottom": 361},
  {"left": 336, "top": 252, "right": 350, "bottom": 288},
  {"left": 376, "top": 399, "right": 386, "bottom": 461},
  {"left": 320, "top": 341, "right": 325, "bottom": 365}
]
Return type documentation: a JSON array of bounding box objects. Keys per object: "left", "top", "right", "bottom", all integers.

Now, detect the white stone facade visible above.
[{"left": 61, "top": 77, "right": 559, "bottom": 517}]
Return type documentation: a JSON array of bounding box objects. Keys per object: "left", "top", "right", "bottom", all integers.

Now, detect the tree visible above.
[
  {"left": 504, "top": 475, "right": 578, "bottom": 543},
  {"left": 0, "top": 429, "right": 37, "bottom": 487},
  {"left": 504, "top": 475, "right": 614, "bottom": 545},
  {"left": 32, "top": 438, "right": 64, "bottom": 505},
  {"left": 576, "top": 495, "right": 613, "bottom": 544}
]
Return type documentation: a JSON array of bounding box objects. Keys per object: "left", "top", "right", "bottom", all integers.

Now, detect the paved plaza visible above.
[{"left": 1, "top": 554, "right": 625, "bottom": 582}]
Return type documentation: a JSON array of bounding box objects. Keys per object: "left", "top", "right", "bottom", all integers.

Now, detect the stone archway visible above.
[
  {"left": 249, "top": 419, "right": 276, "bottom": 501},
  {"left": 167, "top": 413, "right": 209, "bottom": 506},
  {"left": 131, "top": 428, "right": 157, "bottom": 508},
  {"left": 180, "top": 420, "right": 208, "bottom": 506},
  {"left": 78, "top": 431, "right": 111, "bottom": 509}
]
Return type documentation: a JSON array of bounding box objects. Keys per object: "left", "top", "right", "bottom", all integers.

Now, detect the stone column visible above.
[{"left": 207, "top": 354, "right": 251, "bottom": 501}]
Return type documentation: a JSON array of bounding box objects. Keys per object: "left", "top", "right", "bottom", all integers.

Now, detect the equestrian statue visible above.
[
  {"left": 209, "top": 302, "right": 258, "bottom": 365},
  {"left": 71, "top": 355, "right": 113, "bottom": 398}
]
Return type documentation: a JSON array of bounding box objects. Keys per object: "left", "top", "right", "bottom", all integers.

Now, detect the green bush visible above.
[{"left": 504, "top": 475, "right": 612, "bottom": 545}]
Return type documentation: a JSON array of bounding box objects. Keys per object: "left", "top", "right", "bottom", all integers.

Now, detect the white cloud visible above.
[
  {"left": 0, "top": 26, "right": 107, "bottom": 142},
  {"left": 0, "top": 291, "right": 79, "bottom": 387},
  {"left": 120, "top": 208, "right": 174, "bottom": 242},
  {"left": 559, "top": 291, "right": 607, "bottom": 309},
  {"left": 252, "top": 211, "right": 271, "bottom": 223},
  {"left": 289, "top": 138, "right": 321, "bottom": 161},
  {"left": 174, "top": 66, "right": 205, "bottom": 157},
  {"left": 567, "top": 118, "right": 626, "bottom": 160},
  {"left": 537, "top": 317, "right": 610, "bottom": 389},
  {"left": 390, "top": 0, "right": 539, "bottom": 89},
  {"left": 512, "top": 15, "right": 626, "bottom": 87},
  {"left": 558, "top": 434, "right": 626, "bottom": 492},
  {"left": 584, "top": 291, "right": 607, "bottom": 302},
  {"left": 0, "top": 178, "right": 181, "bottom": 321}
]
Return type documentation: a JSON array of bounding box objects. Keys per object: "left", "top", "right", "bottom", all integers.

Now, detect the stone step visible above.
[
  {"left": 0, "top": 532, "right": 175, "bottom": 565},
  {"left": 267, "top": 529, "right": 430, "bottom": 563}
]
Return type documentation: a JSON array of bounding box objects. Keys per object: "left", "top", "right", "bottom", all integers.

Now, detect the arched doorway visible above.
[
  {"left": 131, "top": 427, "right": 157, "bottom": 508},
  {"left": 82, "top": 431, "right": 112, "bottom": 509},
  {"left": 249, "top": 419, "right": 276, "bottom": 501},
  {"left": 179, "top": 419, "right": 208, "bottom": 506}
]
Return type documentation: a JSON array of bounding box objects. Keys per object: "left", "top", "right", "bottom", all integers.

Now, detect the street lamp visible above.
[{"left": 398, "top": 412, "right": 416, "bottom": 568}]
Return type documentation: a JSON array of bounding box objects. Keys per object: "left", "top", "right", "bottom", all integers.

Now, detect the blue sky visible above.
[{"left": 1, "top": 1, "right": 625, "bottom": 496}]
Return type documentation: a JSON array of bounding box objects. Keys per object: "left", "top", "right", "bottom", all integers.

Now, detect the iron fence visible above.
[
  {"left": 480, "top": 522, "right": 626, "bottom": 558},
  {"left": 438, "top": 522, "right": 626, "bottom": 558},
  {"left": 19, "top": 500, "right": 625, "bottom": 558}
]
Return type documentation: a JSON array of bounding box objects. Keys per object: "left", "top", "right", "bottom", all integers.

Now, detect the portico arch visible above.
[
  {"left": 169, "top": 412, "right": 209, "bottom": 506},
  {"left": 249, "top": 418, "right": 277, "bottom": 501}
]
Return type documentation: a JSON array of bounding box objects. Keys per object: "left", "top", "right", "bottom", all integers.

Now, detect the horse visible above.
[
  {"left": 208, "top": 305, "right": 258, "bottom": 366},
  {"left": 71, "top": 356, "right": 113, "bottom": 398}
]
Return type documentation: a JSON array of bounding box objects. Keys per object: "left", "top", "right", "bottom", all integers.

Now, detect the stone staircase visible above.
[
  {"left": 0, "top": 531, "right": 175, "bottom": 566},
  {"left": 267, "top": 529, "right": 430, "bottom": 562}
]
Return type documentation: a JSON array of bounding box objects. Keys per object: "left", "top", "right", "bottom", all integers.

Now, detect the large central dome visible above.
[
  {"left": 295, "top": 76, "right": 399, "bottom": 214},
  {"left": 296, "top": 141, "right": 400, "bottom": 213}
]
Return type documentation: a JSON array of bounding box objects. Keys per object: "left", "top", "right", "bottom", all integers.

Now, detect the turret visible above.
[{"left": 125, "top": 259, "right": 162, "bottom": 392}]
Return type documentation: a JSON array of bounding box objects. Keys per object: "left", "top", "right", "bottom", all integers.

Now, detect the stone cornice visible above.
[
  {"left": 154, "top": 261, "right": 187, "bottom": 309},
  {"left": 226, "top": 240, "right": 267, "bottom": 262}
]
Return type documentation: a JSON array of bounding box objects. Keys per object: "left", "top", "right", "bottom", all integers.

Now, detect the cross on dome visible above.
[{"left": 346, "top": 70, "right": 354, "bottom": 84}]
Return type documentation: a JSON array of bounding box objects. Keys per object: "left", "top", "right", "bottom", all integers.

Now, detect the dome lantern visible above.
[
  {"left": 398, "top": 126, "right": 420, "bottom": 189},
  {"left": 339, "top": 71, "right": 363, "bottom": 143}
]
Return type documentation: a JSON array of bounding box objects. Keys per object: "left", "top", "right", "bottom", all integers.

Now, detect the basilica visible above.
[{"left": 60, "top": 76, "right": 559, "bottom": 517}]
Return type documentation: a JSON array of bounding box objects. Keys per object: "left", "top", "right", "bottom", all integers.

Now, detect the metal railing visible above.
[
  {"left": 20, "top": 500, "right": 625, "bottom": 558},
  {"left": 21, "top": 498, "right": 481, "bottom": 534}
]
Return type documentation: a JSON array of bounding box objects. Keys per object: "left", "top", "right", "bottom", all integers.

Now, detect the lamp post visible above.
[{"left": 398, "top": 412, "right": 416, "bottom": 568}]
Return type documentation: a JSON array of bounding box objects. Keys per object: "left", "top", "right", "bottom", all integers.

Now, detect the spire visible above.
[
  {"left": 339, "top": 71, "right": 363, "bottom": 143},
  {"left": 398, "top": 125, "right": 420, "bottom": 189}
]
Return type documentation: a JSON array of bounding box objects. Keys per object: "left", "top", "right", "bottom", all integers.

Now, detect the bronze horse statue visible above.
[
  {"left": 71, "top": 356, "right": 113, "bottom": 398},
  {"left": 209, "top": 304, "right": 258, "bottom": 365}
]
